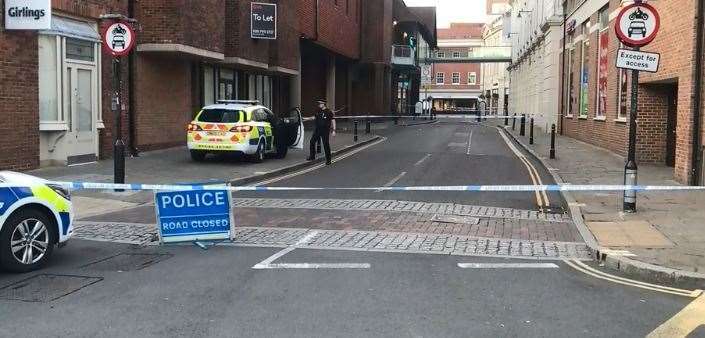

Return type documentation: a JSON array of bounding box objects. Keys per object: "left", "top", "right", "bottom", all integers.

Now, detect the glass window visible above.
[
  {"left": 66, "top": 38, "right": 94, "bottom": 62},
  {"left": 468, "top": 72, "right": 477, "bottom": 85},
  {"left": 579, "top": 22, "right": 590, "bottom": 118},
  {"left": 436, "top": 72, "right": 444, "bottom": 84},
  {"left": 617, "top": 69, "right": 629, "bottom": 120},
  {"left": 568, "top": 47, "right": 576, "bottom": 116},
  {"left": 198, "top": 109, "right": 245, "bottom": 123},
  {"left": 599, "top": 6, "right": 609, "bottom": 29},
  {"left": 263, "top": 76, "right": 271, "bottom": 108},
  {"left": 437, "top": 51, "right": 445, "bottom": 58},
  {"left": 39, "top": 35, "right": 59, "bottom": 122},
  {"left": 203, "top": 66, "right": 215, "bottom": 105},
  {"left": 452, "top": 51, "right": 460, "bottom": 58},
  {"left": 596, "top": 25, "right": 609, "bottom": 118},
  {"left": 248, "top": 75, "right": 257, "bottom": 100},
  {"left": 452, "top": 72, "right": 460, "bottom": 84}
]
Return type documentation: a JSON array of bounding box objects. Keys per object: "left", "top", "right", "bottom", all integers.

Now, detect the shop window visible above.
[
  {"left": 39, "top": 35, "right": 60, "bottom": 122},
  {"left": 617, "top": 68, "right": 629, "bottom": 120},
  {"left": 436, "top": 72, "right": 444, "bottom": 84},
  {"left": 218, "top": 68, "right": 236, "bottom": 100},
  {"left": 579, "top": 20, "right": 590, "bottom": 118},
  {"left": 596, "top": 6, "right": 609, "bottom": 119},
  {"left": 567, "top": 47, "right": 576, "bottom": 117},
  {"left": 468, "top": 72, "right": 477, "bottom": 85},
  {"left": 452, "top": 72, "right": 460, "bottom": 85}
]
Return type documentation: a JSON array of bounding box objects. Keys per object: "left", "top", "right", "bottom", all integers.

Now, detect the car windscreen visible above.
[{"left": 198, "top": 109, "right": 246, "bottom": 123}]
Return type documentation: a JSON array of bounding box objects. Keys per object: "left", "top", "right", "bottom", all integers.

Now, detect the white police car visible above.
[{"left": 0, "top": 171, "right": 73, "bottom": 272}]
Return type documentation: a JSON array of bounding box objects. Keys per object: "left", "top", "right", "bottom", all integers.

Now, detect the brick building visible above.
[
  {"left": 423, "top": 23, "right": 484, "bottom": 111},
  {"left": 559, "top": 0, "right": 705, "bottom": 185},
  {"left": 0, "top": 0, "right": 436, "bottom": 171}
]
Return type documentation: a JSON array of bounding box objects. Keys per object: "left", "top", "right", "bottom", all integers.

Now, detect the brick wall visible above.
[
  {"left": 299, "top": 0, "right": 360, "bottom": 59},
  {"left": 438, "top": 23, "right": 484, "bottom": 39},
  {"left": 136, "top": 0, "right": 225, "bottom": 54},
  {"left": 133, "top": 55, "right": 193, "bottom": 150},
  {"left": 636, "top": 85, "right": 670, "bottom": 163},
  {"left": 428, "top": 63, "right": 481, "bottom": 89},
  {"left": 360, "top": 0, "right": 393, "bottom": 64}
]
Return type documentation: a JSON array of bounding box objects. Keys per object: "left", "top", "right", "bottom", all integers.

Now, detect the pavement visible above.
[{"left": 503, "top": 118, "right": 705, "bottom": 285}]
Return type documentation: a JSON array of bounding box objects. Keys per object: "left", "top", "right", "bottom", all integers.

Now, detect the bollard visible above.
[
  {"left": 529, "top": 117, "right": 534, "bottom": 145},
  {"left": 365, "top": 119, "right": 371, "bottom": 134},
  {"left": 354, "top": 120, "right": 359, "bottom": 142},
  {"left": 550, "top": 124, "right": 556, "bottom": 159},
  {"left": 520, "top": 114, "right": 526, "bottom": 136},
  {"left": 512, "top": 113, "right": 516, "bottom": 130},
  {"left": 504, "top": 114, "right": 509, "bottom": 126}
]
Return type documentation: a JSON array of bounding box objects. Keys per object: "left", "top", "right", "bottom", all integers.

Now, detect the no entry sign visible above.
[
  {"left": 615, "top": 3, "right": 660, "bottom": 47},
  {"left": 102, "top": 22, "right": 136, "bottom": 56}
]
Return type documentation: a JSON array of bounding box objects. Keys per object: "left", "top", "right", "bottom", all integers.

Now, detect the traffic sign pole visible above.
[
  {"left": 624, "top": 50, "right": 639, "bottom": 212},
  {"left": 112, "top": 57, "right": 125, "bottom": 190}
]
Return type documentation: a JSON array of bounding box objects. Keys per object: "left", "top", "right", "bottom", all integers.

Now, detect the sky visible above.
[{"left": 403, "top": 0, "right": 490, "bottom": 28}]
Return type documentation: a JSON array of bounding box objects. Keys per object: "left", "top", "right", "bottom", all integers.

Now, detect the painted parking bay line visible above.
[
  {"left": 457, "top": 263, "right": 559, "bottom": 269},
  {"left": 647, "top": 294, "right": 705, "bottom": 338}
]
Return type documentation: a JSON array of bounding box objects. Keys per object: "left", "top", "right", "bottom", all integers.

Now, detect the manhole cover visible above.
[
  {"left": 81, "top": 253, "right": 172, "bottom": 271},
  {"left": 431, "top": 214, "right": 480, "bottom": 225},
  {"left": 0, "top": 274, "right": 102, "bottom": 302}
]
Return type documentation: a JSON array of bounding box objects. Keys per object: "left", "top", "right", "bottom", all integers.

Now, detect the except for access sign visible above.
[
  {"left": 155, "top": 189, "right": 233, "bottom": 244},
  {"left": 615, "top": 3, "right": 660, "bottom": 47},
  {"left": 616, "top": 49, "right": 660, "bottom": 73}
]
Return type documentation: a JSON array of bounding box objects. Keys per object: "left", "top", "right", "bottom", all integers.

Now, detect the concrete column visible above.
[
  {"left": 326, "top": 54, "right": 336, "bottom": 109},
  {"left": 290, "top": 52, "right": 302, "bottom": 110}
]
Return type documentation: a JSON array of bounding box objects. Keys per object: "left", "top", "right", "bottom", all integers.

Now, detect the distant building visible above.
[{"left": 481, "top": 14, "right": 511, "bottom": 115}]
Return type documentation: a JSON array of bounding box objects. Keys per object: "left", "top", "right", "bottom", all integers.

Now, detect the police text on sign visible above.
[
  {"left": 155, "top": 189, "right": 233, "bottom": 243},
  {"left": 616, "top": 49, "right": 660, "bottom": 73}
]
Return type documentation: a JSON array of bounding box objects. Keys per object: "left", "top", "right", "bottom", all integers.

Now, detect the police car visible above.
[
  {"left": 187, "top": 100, "right": 304, "bottom": 162},
  {"left": 0, "top": 171, "right": 73, "bottom": 272}
]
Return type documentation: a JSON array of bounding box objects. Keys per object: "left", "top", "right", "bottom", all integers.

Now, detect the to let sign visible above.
[
  {"left": 4, "top": 0, "right": 51, "bottom": 30},
  {"left": 251, "top": 2, "right": 276, "bottom": 39},
  {"left": 155, "top": 189, "right": 233, "bottom": 244},
  {"left": 616, "top": 49, "right": 660, "bottom": 73}
]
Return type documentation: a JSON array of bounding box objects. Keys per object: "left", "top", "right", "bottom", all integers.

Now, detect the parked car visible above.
[
  {"left": 187, "top": 100, "right": 304, "bottom": 162},
  {"left": 0, "top": 171, "right": 73, "bottom": 272}
]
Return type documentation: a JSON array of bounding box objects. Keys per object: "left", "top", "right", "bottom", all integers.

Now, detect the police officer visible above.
[{"left": 307, "top": 99, "right": 336, "bottom": 165}]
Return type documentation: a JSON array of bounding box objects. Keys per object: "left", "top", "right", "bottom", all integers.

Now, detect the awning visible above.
[{"left": 40, "top": 16, "right": 100, "bottom": 42}]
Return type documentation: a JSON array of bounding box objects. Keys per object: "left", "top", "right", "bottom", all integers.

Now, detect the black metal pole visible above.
[
  {"left": 512, "top": 113, "right": 516, "bottom": 130},
  {"left": 354, "top": 120, "right": 358, "bottom": 142},
  {"left": 529, "top": 117, "right": 534, "bottom": 145},
  {"left": 112, "top": 58, "right": 125, "bottom": 191},
  {"left": 520, "top": 114, "right": 526, "bottom": 136},
  {"left": 550, "top": 124, "right": 556, "bottom": 159},
  {"left": 365, "top": 119, "right": 371, "bottom": 134},
  {"left": 504, "top": 113, "right": 509, "bottom": 126},
  {"left": 624, "top": 66, "right": 640, "bottom": 212}
]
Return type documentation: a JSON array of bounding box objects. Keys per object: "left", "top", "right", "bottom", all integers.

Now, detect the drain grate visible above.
[
  {"left": 81, "top": 253, "right": 172, "bottom": 271},
  {"left": 0, "top": 274, "right": 102, "bottom": 302}
]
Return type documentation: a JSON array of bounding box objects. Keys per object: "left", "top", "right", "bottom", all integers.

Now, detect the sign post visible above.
[
  {"left": 101, "top": 20, "right": 136, "bottom": 190},
  {"left": 615, "top": 2, "right": 660, "bottom": 212}
]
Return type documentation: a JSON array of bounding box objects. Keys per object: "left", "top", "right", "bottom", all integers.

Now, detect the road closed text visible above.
[{"left": 161, "top": 218, "right": 230, "bottom": 231}]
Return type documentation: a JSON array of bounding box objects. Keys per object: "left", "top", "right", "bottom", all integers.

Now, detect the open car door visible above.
[{"left": 282, "top": 108, "right": 304, "bottom": 149}]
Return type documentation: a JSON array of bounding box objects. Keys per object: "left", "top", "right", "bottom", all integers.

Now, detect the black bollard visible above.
[
  {"left": 512, "top": 113, "right": 516, "bottom": 130},
  {"left": 529, "top": 117, "right": 534, "bottom": 145},
  {"left": 550, "top": 124, "right": 556, "bottom": 159},
  {"left": 354, "top": 120, "right": 359, "bottom": 142},
  {"left": 365, "top": 119, "right": 371, "bottom": 134},
  {"left": 520, "top": 114, "right": 526, "bottom": 136},
  {"left": 504, "top": 114, "right": 509, "bottom": 126}
]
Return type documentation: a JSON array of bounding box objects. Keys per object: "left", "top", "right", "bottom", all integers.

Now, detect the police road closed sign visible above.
[
  {"left": 4, "top": 0, "right": 51, "bottom": 30},
  {"left": 251, "top": 2, "right": 276, "bottom": 39},
  {"left": 616, "top": 49, "right": 660, "bottom": 73},
  {"left": 155, "top": 189, "right": 233, "bottom": 243},
  {"left": 102, "top": 22, "right": 136, "bottom": 57},
  {"left": 615, "top": 3, "right": 660, "bottom": 47}
]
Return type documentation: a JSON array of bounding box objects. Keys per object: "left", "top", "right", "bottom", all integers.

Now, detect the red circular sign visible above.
[
  {"left": 615, "top": 3, "right": 660, "bottom": 47},
  {"left": 102, "top": 22, "right": 136, "bottom": 57}
]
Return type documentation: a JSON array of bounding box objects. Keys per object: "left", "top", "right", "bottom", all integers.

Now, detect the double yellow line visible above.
[{"left": 496, "top": 127, "right": 550, "bottom": 210}]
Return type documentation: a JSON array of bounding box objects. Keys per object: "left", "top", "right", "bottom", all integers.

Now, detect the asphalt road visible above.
[{"left": 0, "top": 240, "right": 692, "bottom": 337}]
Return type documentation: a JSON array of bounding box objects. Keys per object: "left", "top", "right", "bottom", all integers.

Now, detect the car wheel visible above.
[
  {"left": 0, "top": 208, "right": 56, "bottom": 272},
  {"left": 251, "top": 141, "right": 265, "bottom": 163},
  {"left": 191, "top": 150, "right": 207, "bottom": 162}
]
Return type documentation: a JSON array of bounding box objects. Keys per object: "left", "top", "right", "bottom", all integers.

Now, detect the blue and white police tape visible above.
[
  {"left": 303, "top": 115, "right": 531, "bottom": 120},
  {"left": 49, "top": 181, "right": 705, "bottom": 193}
]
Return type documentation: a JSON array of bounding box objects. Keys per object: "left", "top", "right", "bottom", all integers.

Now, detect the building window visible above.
[
  {"left": 452, "top": 72, "right": 460, "bottom": 84},
  {"left": 39, "top": 35, "right": 61, "bottom": 122},
  {"left": 203, "top": 66, "right": 215, "bottom": 105},
  {"left": 579, "top": 20, "right": 590, "bottom": 118},
  {"left": 436, "top": 72, "right": 444, "bottom": 84},
  {"left": 468, "top": 72, "right": 477, "bottom": 85},
  {"left": 617, "top": 68, "right": 629, "bottom": 120},
  {"left": 596, "top": 6, "right": 609, "bottom": 119},
  {"left": 452, "top": 51, "right": 460, "bottom": 58},
  {"left": 437, "top": 51, "right": 445, "bottom": 58},
  {"left": 567, "top": 47, "right": 576, "bottom": 117}
]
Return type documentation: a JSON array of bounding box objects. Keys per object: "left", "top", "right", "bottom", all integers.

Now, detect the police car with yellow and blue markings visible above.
[
  {"left": 0, "top": 171, "right": 73, "bottom": 272},
  {"left": 187, "top": 100, "right": 304, "bottom": 162}
]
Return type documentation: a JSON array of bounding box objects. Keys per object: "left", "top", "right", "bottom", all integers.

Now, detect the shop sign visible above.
[
  {"left": 616, "top": 49, "right": 660, "bottom": 73},
  {"left": 4, "top": 0, "right": 51, "bottom": 30},
  {"left": 251, "top": 2, "right": 276, "bottom": 39}
]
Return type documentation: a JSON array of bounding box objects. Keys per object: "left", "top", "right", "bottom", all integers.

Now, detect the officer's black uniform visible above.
[{"left": 308, "top": 105, "right": 334, "bottom": 164}]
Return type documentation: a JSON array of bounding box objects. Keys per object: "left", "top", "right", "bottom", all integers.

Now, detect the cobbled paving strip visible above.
[
  {"left": 232, "top": 198, "right": 571, "bottom": 223},
  {"left": 72, "top": 222, "right": 590, "bottom": 260}
]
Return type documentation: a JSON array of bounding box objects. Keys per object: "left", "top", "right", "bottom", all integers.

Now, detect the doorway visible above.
[
  {"left": 64, "top": 62, "right": 98, "bottom": 165},
  {"left": 665, "top": 88, "right": 678, "bottom": 167}
]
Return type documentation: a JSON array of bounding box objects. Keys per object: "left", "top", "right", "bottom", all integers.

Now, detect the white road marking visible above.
[
  {"left": 252, "top": 230, "right": 371, "bottom": 270},
  {"left": 647, "top": 294, "right": 705, "bottom": 337},
  {"left": 466, "top": 129, "right": 474, "bottom": 155},
  {"left": 376, "top": 171, "right": 407, "bottom": 192},
  {"left": 414, "top": 154, "right": 432, "bottom": 166},
  {"left": 458, "top": 263, "right": 559, "bottom": 269}
]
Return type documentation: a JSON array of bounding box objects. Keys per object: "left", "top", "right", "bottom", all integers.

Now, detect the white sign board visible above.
[
  {"left": 615, "top": 3, "right": 660, "bottom": 47},
  {"left": 421, "top": 64, "right": 433, "bottom": 85},
  {"left": 102, "top": 22, "right": 136, "bottom": 57},
  {"left": 4, "top": 0, "right": 51, "bottom": 30},
  {"left": 616, "top": 49, "right": 660, "bottom": 73}
]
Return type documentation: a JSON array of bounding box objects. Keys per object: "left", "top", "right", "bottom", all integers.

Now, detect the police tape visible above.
[{"left": 47, "top": 181, "right": 705, "bottom": 193}]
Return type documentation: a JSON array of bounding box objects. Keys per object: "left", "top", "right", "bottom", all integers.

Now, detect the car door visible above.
[{"left": 281, "top": 108, "right": 304, "bottom": 149}]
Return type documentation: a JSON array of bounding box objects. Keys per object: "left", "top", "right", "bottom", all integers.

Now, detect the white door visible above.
[{"left": 65, "top": 63, "right": 98, "bottom": 164}]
